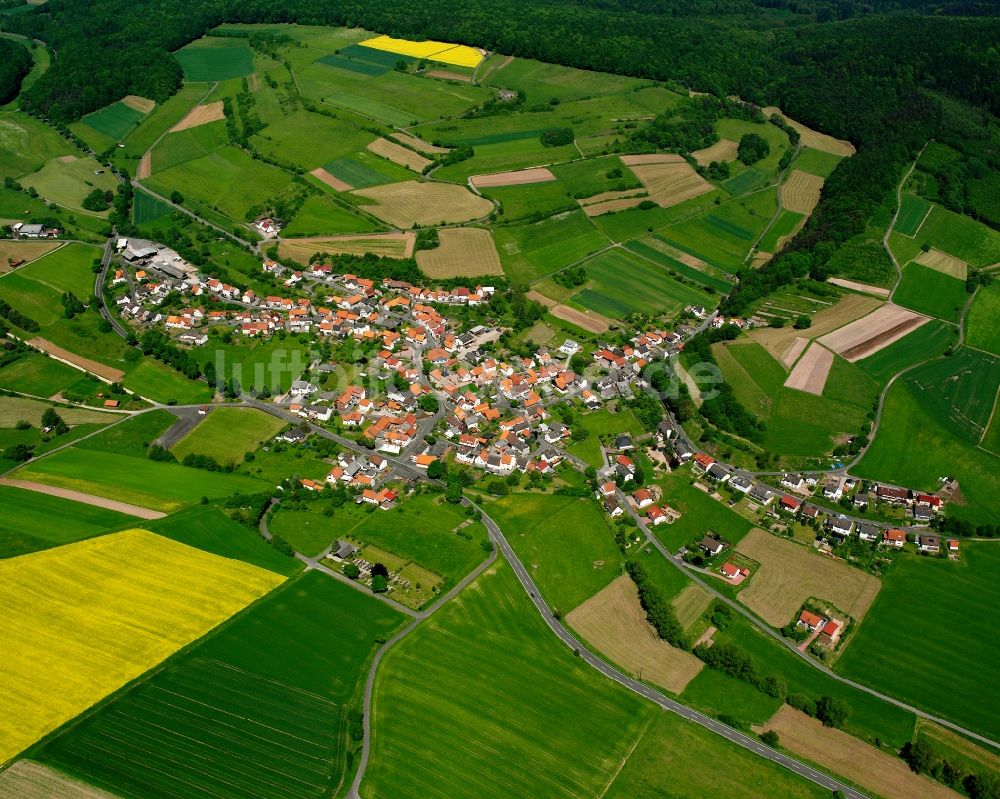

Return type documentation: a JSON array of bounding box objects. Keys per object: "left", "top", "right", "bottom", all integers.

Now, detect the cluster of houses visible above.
[
  {"left": 10, "top": 222, "right": 60, "bottom": 239},
  {"left": 796, "top": 610, "right": 843, "bottom": 646}
]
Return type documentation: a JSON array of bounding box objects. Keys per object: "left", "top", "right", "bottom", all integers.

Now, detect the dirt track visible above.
[
  {"left": 826, "top": 278, "right": 890, "bottom": 298},
  {"left": 27, "top": 338, "right": 124, "bottom": 382},
  {"left": 0, "top": 478, "right": 166, "bottom": 519},
  {"left": 137, "top": 152, "right": 152, "bottom": 179}
]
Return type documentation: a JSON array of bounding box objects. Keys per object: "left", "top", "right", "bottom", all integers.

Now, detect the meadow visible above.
[
  {"left": 791, "top": 146, "right": 844, "bottom": 179},
  {"left": 171, "top": 407, "right": 286, "bottom": 464},
  {"left": 0, "top": 351, "right": 83, "bottom": 397},
  {"left": 115, "top": 84, "right": 211, "bottom": 163},
  {"left": 21, "top": 155, "right": 118, "bottom": 215},
  {"left": 482, "top": 180, "right": 576, "bottom": 221},
  {"left": 481, "top": 56, "right": 649, "bottom": 102},
  {"left": 893, "top": 262, "right": 967, "bottom": 321},
  {"left": 894, "top": 193, "right": 932, "bottom": 236},
  {"left": 131, "top": 188, "right": 173, "bottom": 224},
  {"left": 836, "top": 544, "right": 1000, "bottom": 741},
  {"left": 269, "top": 500, "right": 371, "bottom": 556},
  {"left": 566, "top": 407, "right": 644, "bottom": 467},
  {"left": 76, "top": 409, "right": 176, "bottom": 458},
  {"left": 282, "top": 194, "right": 379, "bottom": 236},
  {"left": 253, "top": 110, "right": 373, "bottom": 170},
  {"left": 347, "top": 492, "right": 488, "bottom": 582},
  {"left": 966, "top": 280, "right": 1000, "bottom": 357},
  {"left": 363, "top": 561, "right": 654, "bottom": 799},
  {"left": 493, "top": 211, "right": 609, "bottom": 284},
  {"left": 150, "top": 119, "right": 228, "bottom": 173},
  {"left": 624, "top": 237, "right": 734, "bottom": 292},
  {"left": 488, "top": 492, "right": 622, "bottom": 613},
  {"left": 11, "top": 241, "right": 97, "bottom": 299},
  {"left": 121, "top": 359, "right": 212, "bottom": 405},
  {"left": 1, "top": 528, "right": 283, "bottom": 764},
  {"left": 0, "top": 484, "right": 132, "bottom": 558},
  {"left": 78, "top": 100, "right": 147, "bottom": 144},
  {"left": 40, "top": 571, "right": 402, "bottom": 799},
  {"left": 145, "top": 504, "right": 301, "bottom": 576},
  {"left": 902, "top": 347, "right": 1000, "bottom": 443},
  {"left": 0, "top": 110, "right": 74, "bottom": 179},
  {"left": 652, "top": 470, "right": 753, "bottom": 551},
  {"left": 757, "top": 209, "right": 805, "bottom": 253},
  {"left": 855, "top": 382, "right": 1000, "bottom": 524},
  {"left": 322, "top": 151, "right": 413, "bottom": 188},
  {"left": 16, "top": 447, "right": 269, "bottom": 512},
  {"left": 890, "top": 204, "right": 1000, "bottom": 268},
  {"left": 173, "top": 39, "right": 254, "bottom": 81},
  {"left": 856, "top": 320, "right": 954, "bottom": 384},
  {"left": 567, "top": 247, "right": 711, "bottom": 319}
]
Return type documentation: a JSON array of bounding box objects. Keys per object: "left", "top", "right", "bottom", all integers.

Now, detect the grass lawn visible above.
[
  {"left": 171, "top": 407, "right": 286, "bottom": 465},
  {"left": 173, "top": 39, "right": 254, "bottom": 81},
  {"left": 489, "top": 492, "right": 622, "bottom": 613},
  {"left": 567, "top": 407, "right": 645, "bottom": 467},
  {"left": 16, "top": 446, "right": 270, "bottom": 512},
  {"left": 269, "top": 500, "right": 372, "bottom": 556},
  {"left": 855, "top": 381, "right": 1000, "bottom": 525},
  {"left": 363, "top": 560, "right": 653, "bottom": 799},
  {"left": 283, "top": 194, "right": 379, "bottom": 236},
  {"left": 145, "top": 504, "right": 301, "bottom": 576},
  {"left": 966, "top": 280, "right": 1000, "bottom": 357},
  {"left": 857, "top": 320, "right": 955, "bottom": 384},
  {"left": 603, "top": 710, "right": 828, "bottom": 799},
  {"left": 893, "top": 262, "right": 968, "bottom": 322},
  {"left": 122, "top": 358, "right": 212, "bottom": 405},
  {"left": 21, "top": 155, "right": 118, "bottom": 215},
  {"left": 680, "top": 666, "right": 782, "bottom": 725},
  {"left": 652, "top": 470, "right": 753, "bottom": 551},
  {"left": 493, "top": 211, "right": 609, "bottom": 284},
  {"left": 836, "top": 545, "right": 1000, "bottom": 741},
  {"left": 0, "top": 352, "right": 81, "bottom": 397},
  {"left": 0, "top": 110, "right": 74, "bottom": 179},
  {"left": 76, "top": 409, "right": 176, "bottom": 458},
  {"left": 347, "top": 491, "right": 488, "bottom": 582},
  {"left": 0, "top": 484, "right": 133, "bottom": 558},
  {"left": 203, "top": 336, "right": 309, "bottom": 393},
  {"left": 40, "top": 570, "right": 402, "bottom": 799},
  {"left": 13, "top": 241, "right": 98, "bottom": 298}
]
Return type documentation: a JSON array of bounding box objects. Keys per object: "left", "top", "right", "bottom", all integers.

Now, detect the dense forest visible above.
[
  {"left": 0, "top": 38, "right": 32, "bottom": 106},
  {"left": 1, "top": 0, "right": 998, "bottom": 314}
]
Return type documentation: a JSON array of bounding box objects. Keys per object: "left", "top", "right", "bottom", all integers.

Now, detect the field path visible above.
[
  {"left": 885, "top": 143, "right": 927, "bottom": 300},
  {"left": 0, "top": 477, "right": 166, "bottom": 518}
]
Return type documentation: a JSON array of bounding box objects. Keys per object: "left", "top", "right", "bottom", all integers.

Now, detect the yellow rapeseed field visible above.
[
  {"left": 359, "top": 35, "right": 483, "bottom": 68},
  {"left": 0, "top": 529, "right": 284, "bottom": 764}
]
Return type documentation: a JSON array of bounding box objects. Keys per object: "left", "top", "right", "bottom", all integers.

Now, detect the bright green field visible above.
[
  {"left": 681, "top": 666, "right": 782, "bottom": 725},
  {"left": 855, "top": 381, "right": 1000, "bottom": 524},
  {"left": 122, "top": 359, "right": 212, "bottom": 405},
  {"left": 144, "top": 145, "right": 292, "bottom": 223},
  {"left": 890, "top": 204, "right": 1000, "bottom": 268},
  {"left": 205, "top": 337, "right": 308, "bottom": 393},
  {"left": 624, "top": 238, "right": 734, "bottom": 293},
  {"left": 894, "top": 193, "right": 932, "bottom": 236},
  {"left": 902, "top": 347, "right": 1000, "bottom": 444},
  {"left": 145, "top": 504, "right": 302, "bottom": 576},
  {"left": 21, "top": 155, "right": 118, "bottom": 215},
  {"left": 363, "top": 560, "right": 653, "bottom": 799},
  {"left": 481, "top": 56, "right": 648, "bottom": 102},
  {"left": 116, "top": 84, "right": 210, "bottom": 162},
  {"left": 347, "top": 492, "right": 488, "bottom": 583},
  {"left": 0, "top": 485, "right": 132, "bottom": 558},
  {"left": 712, "top": 340, "right": 785, "bottom": 419},
  {"left": 171, "top": 407, "right": 286, "bottom": 464},
  {"left": 566, "top": 407, "right": 645, "bottom": 467},
  {"left": 652, "top": 470, "right": 753, "bottom": 551},
  {"left": 76, "top": 409, "right": 176, "bottom": 458},
  {"left": 322, "top": 151, "right": 413, "bottom": 188},
  {"left": 14, "top": 241, "right": 98, "bottom": 298},
  {"left": 856, "top": 320, "right": 955, "bottom": 384},
  {"left": 966, "top": 281, "right": 1000, "bottom": 357},
  {"left": 325, "top": 92, "right": 414, "bottom": 126},
  {"left": 254, "top": 109, "right": 373, "bottom": 170},
  {"left": 0, "top": 352, "right": 81, "bottom": 397},
  {"left": 488, "top": 493, "right": 622, "bottom": 613},
  {"left": 16, "top": 447, "right": 270, "bottom": 512},
  {"left": 0, "top": 110, "right": 74, "bottom": 179},
  {"left": 757, "top": 208, "right": 804, "bottom": 252},
  {"left": 550, "top": 155, "right": 642, "bottom": 198},
  {"left": 40, "top": 571, "right": 403, "bottom": 799},
  {"left": 603, "top": 710, "right": 828, "bottom": 799},
  {"left": 837, "top": 545, "right": 1000, "bottom": 741},
  {"left": 482, "top": 180, "right": 576, "bottom": 222},
  {"left": 893, "top": 262, "right": 968, "bottom": 322},
  {"left": 791, "top": 146, "right": 843, "bottom": 179},
  {"left": 283, "top": 194, "right": 379, "bottom": 236},
  {"left": 174, "top": 40, "right": 254, "bottom": 81},
  {"left": 569, "top": 247, "right": 711, "bottom": 319},
  {"left": 151, "top": 120, "right": 228, "bottom": 173},
  {"left": 132, "top": 188, "right": 173, "bottom": 224},
  {"left": 80, "top": 101, "right": 147, "bottom": 142},
  {"left": 494, "top": 211, "right": 609, "bottom": 284}
]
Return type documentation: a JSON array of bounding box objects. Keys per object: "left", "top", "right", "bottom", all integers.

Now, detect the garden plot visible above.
[{"left": 818, "top": 304, "right": 928, "bottom": 362}]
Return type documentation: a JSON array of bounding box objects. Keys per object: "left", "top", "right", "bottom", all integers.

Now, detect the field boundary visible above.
[{"left": 0, "top": 478, "right": 166, "bottom": 518}]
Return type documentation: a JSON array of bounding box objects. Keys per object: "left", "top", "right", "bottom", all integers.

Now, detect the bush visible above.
[
  {"left": 269, "top": 534, "right": 294, "bottom": 556},
  {"left": 371, "top": 574, "right": 388, "bottom": 593},
  {"left": 343, "top": 562, "right": 361, "bottom": 579},
  {"left": 625, "top": 559, "right": 688, "bottom": 649},
  {"left": 760, "top": 730, "right": 780, "bottom": 747},
  {"left": 540, "top": 127, "right": 574, "bottom": 147},
  {"left": 737, "top": 133, "right": 770, "bottom": 166}
]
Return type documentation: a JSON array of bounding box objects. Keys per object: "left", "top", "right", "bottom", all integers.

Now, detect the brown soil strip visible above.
[
  {"left": 137, "top": 151, "right": 152, "bottom": 179},
  {"left": 391, "top": 132, "right": 450, "bottom": 155},
  {"left": 620, "top": 153, "right": 686, "bottom": 166},
  {"left": 780, "top": 336, "right": 809, "bottom": 368},
  {"left": 471, "top": 167, "right": 556, "bottom": 188},
  {"left": 122, "top": 95, "right": 155, "bottom": 114},
  {"left": 169, "top": 101, "right": 225, "bottom": 133},
  {"left": 367, "top": 137, "right": 432, "bottom": 173},
  {"left": 826, "top": 278, "right": 891, "bottom": 298},
  {"left": 427, "top": 69, "right": 472, "bottom": 83},
  {"left": 783, "top": 342, "right": 834, "bottom": 395},
  {"left": 57, "top": 155, "right": 78, "bottom": 164},
  {"left": 0, "top": 478, "right": 166, "bottom": 519},
  {"left": 0, "top": 761, "right": 122, "bottom": 799},
  {"left": 526, "top": 290, "right": 556, "bottom": 308},
  {"left": 582, "top": 197, "right": 645, "bottom": 216},
  {"left": 758, "top": 705, "right": 960, "bottom": 799},
  {"left": 310, "top": 167, "right": 353, "bottom": 192},
  {"left": 780, "top": 169, "right": 825, "bottom": 215},
  {"left": 692, "top": 138, "right": 739, "bottom": 166},
  {"left": 914, "top": 248, "right": 968, "bottom": 280},
  {"left": 818, "top": 304, "right": 927, "bottom": 362},
  {"left": 567, "top": 575, "right": 703, "bottom": 694},
  {"left": 27, "top": 338, "right": 124, "bottom": 382},
  {"left": 550, "top": 303, "right": 611, "bottom": 334}
]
